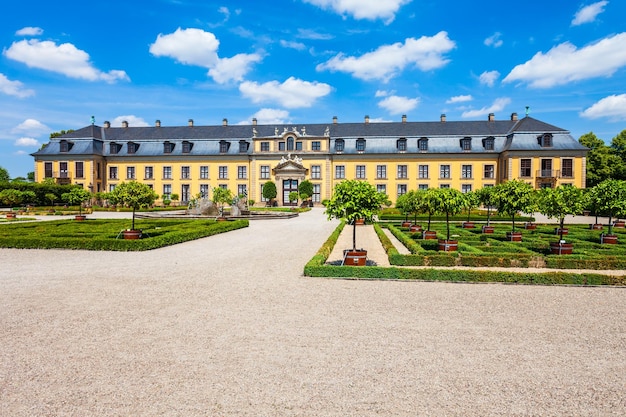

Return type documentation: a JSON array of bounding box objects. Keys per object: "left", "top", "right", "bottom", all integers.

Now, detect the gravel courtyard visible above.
[{"left": 1, "top": 208, "right": 624, "bottom": 416}]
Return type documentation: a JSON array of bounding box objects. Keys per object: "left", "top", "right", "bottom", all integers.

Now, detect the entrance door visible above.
[{"left": 283, "top": 179, "right": 298, "bottom": 206}]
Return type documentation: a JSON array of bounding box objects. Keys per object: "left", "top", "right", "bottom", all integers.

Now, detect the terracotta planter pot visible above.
[
  {"left": 74, "top": 215, "right": 87, "bottom": 221},
  {"left": 217, "top": 217, "right": 227, "bottom": 222},
  {"left": 122, "top": 229, "right": 142, "bottom": 240},
  {"left": 409, "top": 225, "right": 422, "bottom": 232},
  {"left": 550, "top": 242, "right": 573, "bottom": 255},
  {"left": 554, "top": 228, "right": 568, "bottom": 235},
  {"left": 5, "top": 212, "right": 16, "bottom": 219},
  {"left": 343, "top": 249, "right": 367, "bottom": 266},
  {"left": 462, "top": 222, "right": 475, "bottom": 229},
  {"left": 506, "top": 231, "right": 523, "bottom": 242},
  {"left": 438, "top": 239, "right": 458, "bottom": 252},
  {"left": 590, "top": 224, "right": 603, "bottom": 230},
  {"left": 354, "top": 218, "right": 365, "bottom": 226},
  {"left": 482, "top": 225, "right": 495, "bottom": 234},
  {"left": 613, "top": 221, "right": 625, "bottom": 228},
  {"left": 524, "top": 223, "right": 536, "bottom": 230},
  {"left": 600, "top": 234, "right": 618, "bottom": 244},
  {"left": 401, "top": 221, "right": 411, "bottom": 227},
  {"left": 422, "top": 230, "right": 438, "bottom": 240}
]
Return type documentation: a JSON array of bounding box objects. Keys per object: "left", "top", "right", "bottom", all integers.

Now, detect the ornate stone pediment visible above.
[{"left": 273, "top": 154, "right": 308, "bottom": 178}]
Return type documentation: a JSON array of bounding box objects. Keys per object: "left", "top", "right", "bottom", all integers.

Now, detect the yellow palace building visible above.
[{"left": 32, "top": 113, "right": 588, "bottom": 206}]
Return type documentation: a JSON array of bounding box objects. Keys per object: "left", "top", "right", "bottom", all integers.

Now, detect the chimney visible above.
[
  {"left": 188, "top": 119, "right": 194, "bottom": 127},
  {"left": 402, "top": 114, "right": 407, "bottom": 123},
  {"left": 364, "top": 115, "right": 370, "bottom": 124},
  {"left": 488, "top": 113, "right": 495, "bottom": 122},
  {"left": 155, "top": 120, "right": 161, "bottom": 127},
  {"left": 511, "top": 112, "right": 518, "bottom": 121},
  {"left": 222, "top": 118, "right": 228, "bottom": 126},
  {"left": 104, "top": 121, "right": 111, "bottom": 129},
  {"left": 252, "top": 118, "right": 257, "bottom": 126},
  {"left": 122, "top": 120, "right": 128, "bottom": 128},
  {"left": 440, "top": 114, "right": 446, "bottom": 123},
  {"left": 333, "top": 116, "right": 338, "bottom": 124}
]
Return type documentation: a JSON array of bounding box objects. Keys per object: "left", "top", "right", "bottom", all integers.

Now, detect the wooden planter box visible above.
[
  {"left": 600, "top": 234, "right": 618, "bottom": 244},
  {"left": 590, "top": 224, "right": 603, "bottom": 230},
  {"left": 438, "top": 239, "right": 458, "bottom": 252},
  {"left": 550, "top": 242, "right": 573, "bottom": 255},
  {"left": 122, "top": 229, "right": 142, "bottom": 240},
  {"left": 462, "top": 222, "right": 475, "bottom": 229},
  {"left": 482, "top": 225, "right": 495, "bottom": 234},
  {"left": 422, "top": 230, "right": 438, "bottom": 240},
  {"left": 524, "top": 223, "right": 536, "bottom": 230},
  {"left": 554, "top": 228, "right": 569, "bottom": 235},
  {"left": 506, "top": 231, "right": 523, "bottom": 242},
  {"left": 343, "top": 249, "right": 367, "bottom": 266}
]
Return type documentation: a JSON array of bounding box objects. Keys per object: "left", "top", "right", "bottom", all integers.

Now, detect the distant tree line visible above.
[{"left": 579, "top": 129, "right": 626, "bottom": 187}]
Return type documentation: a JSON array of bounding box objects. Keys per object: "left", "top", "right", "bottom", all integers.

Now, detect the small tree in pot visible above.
[
  {"left": 462, "top": 190, "right": 479, "bottom": 228},
  {"left": 431, "top": 187, "right": 467, "bottom": 251},
  {"left": 262, "top": 181, "right": 277, "bottom": 206},
  {"left": 212, "top": 186, "right": 234, "bottom": 219},
  {"left": 324, "top": 180, "right": 388, "bottom": 265},
  {"left": 589, "top": 179, "right": 626, "bottom": 243},
  {"left": 493, "top": 180, "right": 537, "bottom": 241},
  {"left": 108, "top": 181, "right": 158, "bottom": 237},
  {"left": 298, "top": 180, "right": 314, "bottom": 207},
  {"left": 537, "top": 185, "right": 587, "bottom": 253},
  {"left": 62, "top": 187, "right": 92, "bottom": 220},
  {"left": 476, "top": 186, "right": 496, "bottom": 233}
]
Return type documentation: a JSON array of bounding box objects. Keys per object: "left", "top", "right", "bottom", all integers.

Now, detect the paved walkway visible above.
[{"left": 1, "top": 208, "right": 625, "bottom": 416}]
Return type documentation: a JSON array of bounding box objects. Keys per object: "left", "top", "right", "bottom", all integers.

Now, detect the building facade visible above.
[{"left": 32, "top": 113, "right": 588, "bottom": 206}]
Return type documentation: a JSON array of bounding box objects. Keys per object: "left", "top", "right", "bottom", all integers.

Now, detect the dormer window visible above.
[
  {"left": 239, "top": 140, "right": 249, "bottom": 153},
  {"left": 460, "top": 137, "right": 472, "bottom": 151},
  {"left": 539, "top": 133, "right": 553, "bottom": 147},
  {"left": 418, "top": 138, "right": 429, "bottom": 151},
  {"left": 356, "top": 138, "right": 366, "bottom": 152},
  {"left": 127, "top": 141, "right": 139, "bottom": 154},
  {"left": 163, "top": 141, "right": 175, "bottom": 154},
  {"left": 335, "top": 139, "right": 344, "bottom": 152},
  {"left": 109, "top": 142, "right": 121, "bottom": 154},
  {"left": 59, "top": 140, "right": 72, "bottom": 152},
  {"left": 397, "top": 138, "right": 407, "bottom": 152},
  {"left": 219, "top": 140, "right": 230, "bottom": 153},
  {"left": 482, "top": 137, "right": 495, "bottom": 151},
  {"left": 182, "top": 141, "right": 193, "bottom": 153}
]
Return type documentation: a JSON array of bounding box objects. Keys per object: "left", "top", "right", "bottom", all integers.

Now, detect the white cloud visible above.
[
  {"left": 572, "top": 1, "right": 608, "bottom": 26},
  {"left": 15, "top": 27, "right": 43, "bottom": 36},
  {"left": 3, "top": 39, "right": 129, "bottom": 83},
  {"left": 245, "top": 108, "right": 291, "bottom": 125},
  {"left": 0, "top": 73, "right": 35, "bottom": 98},
  {"left": 296, "top": 29, "right": 333, "bottom": 40},
  {"left": 479, "top": 70, "right": 500, "bottom": 87},
  {"left": 303, "top": 0, "right": 411, "bottom": 24},
  {"left": 12, "top": 119, "right": 50, "bottom": 136},
  {"left": 446, "top": 95, "right": 473, "bottom": 104},
  {"left": 111, "top": 115, "right": 149, "bottom": 127},
  {"left": 503, "top": 32, "right": 626, "bottom": 88},
  {"left": 240, "top": 77, "right": 332, "bottom": 108},
  {"left": 461, "top": 97, "right": 511, "bottom": 118},
  {"left": 580, "top": 94, "right": 626, "bottom": 121},
  {"left": 280, "top": 40, "right": 307, "bottom": 51},
  {"left": 149, "top": 28, "right": 262, "bottom": 84},
  {"left": 317, "top": 31, "right": 455, "bottom": 82},
  {"left": 218, "top": 6, "right": 230, "bottom": 21},
  {"left": 377, "top": 95, "right": 419, "bottom": 114},
  {"left": 15, "top": 137, "right": 40, "bottom": 147},
  {"left": 484, "top": 32, "right": 503, "bottom": 48},
  {"left": 375, "top": 90, "right": 391, "bottom": 97}
]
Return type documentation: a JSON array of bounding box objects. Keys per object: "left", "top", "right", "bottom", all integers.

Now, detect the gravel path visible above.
[{"left": 1, "top": 208, "right": 625, "bottom": 416}]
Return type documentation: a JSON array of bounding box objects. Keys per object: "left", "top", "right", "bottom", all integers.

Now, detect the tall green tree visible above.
[
  {"left": 588, "top": 179, "right": 626, "bottom": 235},
  {"left": 579, "top": 132, "right": 624, "bottom": 186},
  {"left": 610, "top": 129, "right": 626, "bottom": 180},
  {"left": 537, "top": 185, "right": 587, "bottom": 241},
  {"left": 493, "top": 180, "right": 537, "bottom": 232},
  {"left": 0, "top": 166, "right": 9, "bottom": 182}
]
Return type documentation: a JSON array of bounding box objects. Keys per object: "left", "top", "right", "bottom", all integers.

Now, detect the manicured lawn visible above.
[{"left": 0, "top": 218, "right": 248, "bottom": 251}]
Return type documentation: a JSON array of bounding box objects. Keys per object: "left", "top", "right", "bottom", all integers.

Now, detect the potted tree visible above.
[
  {"left": 212, "top": 186, "right": 233, "bottom": 220},
  {"left": 432, "top": 188, "right": 466, "bottom": 251},
  {"left": 61, "top": 187, "right": 92, "bottom": 220},
  {"left": 419, "top": 188, "right": 439, "bottom": 239},
  {"left": 476, "top": 186, "right": 496, "bottom": 233},
  {"left": 107, "top": 181, "right": 158, "bottom": 239},
  {"left": 298, "top": 180, "right": 314, "bottom": 207},
  {"left": 406, "top": 190, "right": 424, "bottom": 232},
  {"left": 288, "top": 191, "right": 299, "bottom": 208},
  {"left": 537, "top": 185, "right": 587, "bottom": 254},
  {"left": 262, "top": 181, "right": 277, "bottom": 207},
  {"left": 493, "top": 180, "right": 536, "bottom": 242},
  {"left": 324, "top": 180, "right": 388, "bottom": 266},
  {"left": 170, "top": 193, "right": 180, "bottom": 207},
  {"left": 462, "top": 190, "right": 478, "bottom": 228},
  {"left": 589, "top": 179, "right": 626, "bottom": 244},
  {"left": 396, "top": 192, "right": 412, "bottom": 227}
]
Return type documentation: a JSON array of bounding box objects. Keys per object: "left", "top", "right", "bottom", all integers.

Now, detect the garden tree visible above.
[
  {"left": 493, "top": 180, "right": 537, "bottom": 232},
  {"left": 212, "top": 186, "right": 233, "bottom": 217},
  {"left": 20, "top": 190, "right": 36, "bottom": 205},
  {"left": 537, "top": 185, "right": 587, "bottom": 241},
  {"left": 588, "top": 179, "right": 626, "bottom": 236},
  {"left": 324, "top": 179, "right": 388, "bottom": 251},
  {"left": 579, "top": 132, "right": 623, "bottom": 186},
  {"left": 170, "top": 193, "right": 180, "bottom": 206},
  {"left": 395, "top": 192, "right": 411, "bottom": 223},
  {"left": 107, "top": 181, "right": 158, "bottom": 231},
  {"left": 49, "top": 129, "right": 75, "bottom": 138},
  {"left": 0, "top": 189, "right": 24, "bottom": 207},
  {"left": 610, "top": 129, "right": 626, "bottom": 180},
  {"left": 262, "top": 181, "right": 277, "bottom": 203},
  {"left": 431, "top": 187, "right": 467, "bottom": 241},
  {"left": 298, "top": 180, "right": 314, "bottom": 203},
  {"left": 416, "top": 188, "right": 439, "bottom": 231},
  {"left": 476, "top": 186, "right": 496, "bottom": 226},
  {"left": 0, "top": 166, "right": 9, "bottom": 182},
  {"left": 45, "top": 193, "right": 57, "bottom": 206},
  {"left": 27, "top": 172, "right": 35, "bottom": 182},
  {"left": 462, "top": 190, "right": 479, "bottom": 223},
  {"left": 62, "top": 187, "right": 92, "bottom": 217}
]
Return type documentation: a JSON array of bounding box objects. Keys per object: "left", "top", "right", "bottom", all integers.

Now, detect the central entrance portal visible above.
[{"left": 283, "top": 179, "right": 299, "bottom": 206}]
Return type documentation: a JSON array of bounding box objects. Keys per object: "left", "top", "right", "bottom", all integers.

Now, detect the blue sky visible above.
[{"left": 1, "top": 0, "right": 626, "bottom": 178}]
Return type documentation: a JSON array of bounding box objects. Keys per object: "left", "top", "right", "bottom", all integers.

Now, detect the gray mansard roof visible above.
[{"left": 33, "top": 116, "right": 587, "bottom": 158}]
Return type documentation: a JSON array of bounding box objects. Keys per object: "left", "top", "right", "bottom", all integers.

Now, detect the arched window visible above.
[{"left": 287, "top": 137, "right": 294, "bottom": 151}]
